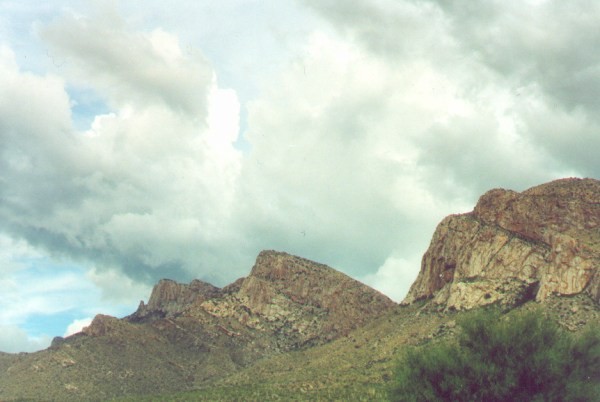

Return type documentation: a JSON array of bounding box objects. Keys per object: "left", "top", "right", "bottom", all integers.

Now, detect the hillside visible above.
[
  {"left": 113, "top": 293, "right": 599, "bottom": 401},
  {"left": 0, "top": 178, "right": 598, "bottom": 401},
  {"left": 0, "top": 251, "right": 394, "bottom": 401}
]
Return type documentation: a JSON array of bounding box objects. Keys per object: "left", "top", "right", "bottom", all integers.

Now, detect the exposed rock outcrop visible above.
[
  {"left": 403, "top": 178, "right": 600, "bottom": 309},
  {"left": 236, "top": 251, "right": 396, "bottom": 342},
  {"left": 130, "top": 250, "right": 395, "bottom": 346},
  {"left": 82, "top": 314, "right": 124, "bottom": 337},
  {"left": 133, "top": 279, "right": 221, "bottom": 319}
]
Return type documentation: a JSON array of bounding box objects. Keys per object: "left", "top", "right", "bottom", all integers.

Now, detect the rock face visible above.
[
  {"left": 82, "top": 314, "right": 123, "bottom": 337},
  {"left": 236, "top": 251, "right": 396, "bottom": 342},
  {"left": 134, "top": 279, "right": 221, "bottom": 319},
  {"left": 130, "top": 250, "right": 395, "bottom": 346},
  {"left": 403, "top": 178, "right": 600, "bottom": 310}
]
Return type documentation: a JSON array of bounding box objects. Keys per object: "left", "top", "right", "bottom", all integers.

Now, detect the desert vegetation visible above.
[{"left": 391, "top": 307, "right": 600, "bottom": 402}]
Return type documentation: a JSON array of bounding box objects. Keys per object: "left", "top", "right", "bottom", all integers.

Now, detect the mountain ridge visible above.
[
  {"left": 129, "top": 250, "right": 396, "bottom": 342},
  {"left": 1, "top": 178, "right": 598, "bottom": 401},
  {"left": 0, "top": 250, "right": 395, "bottom": 401}
]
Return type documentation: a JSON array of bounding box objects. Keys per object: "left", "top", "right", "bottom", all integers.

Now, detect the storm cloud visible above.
[{"left": 0, "top": 0, "right": 598, "bottom": 352}]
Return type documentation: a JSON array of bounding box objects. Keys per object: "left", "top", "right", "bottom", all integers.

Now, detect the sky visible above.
[{"left": 1, "top": 0, "right": 599, "bottom": 353}]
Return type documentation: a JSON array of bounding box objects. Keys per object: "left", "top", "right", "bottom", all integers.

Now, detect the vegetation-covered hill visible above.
[
  {"left": 0, "top": 251, "right": 394, "bottom": 401},
  {"left": 112, "top": 293, "right": 598, "bottom": 401}
]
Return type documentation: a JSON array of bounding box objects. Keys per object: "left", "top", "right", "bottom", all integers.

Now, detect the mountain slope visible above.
[
  {"left": 122, "top": 177, "right": 600, "bottom": 400},
  {"left": 0, "top": 250, "right": 394, "bottom": 401},
  {"left": 1, "top": 178, "right": 598, "bottom": 401},
  {"left": 117, "top": 293, "right": 599, "bottom": 401}
]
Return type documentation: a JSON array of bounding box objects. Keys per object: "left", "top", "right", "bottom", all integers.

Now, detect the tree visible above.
[{"left": 391, "top": 307, "right": 599, "bottom": 402}]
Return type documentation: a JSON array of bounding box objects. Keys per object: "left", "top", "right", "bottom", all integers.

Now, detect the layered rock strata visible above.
[{"left": 403, "top": 178, "right": 600, "bottom": 309}]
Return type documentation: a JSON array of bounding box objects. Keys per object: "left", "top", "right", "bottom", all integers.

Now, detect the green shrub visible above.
[{"left": 391, "top": 308, "right": 600, "bottom": 402}]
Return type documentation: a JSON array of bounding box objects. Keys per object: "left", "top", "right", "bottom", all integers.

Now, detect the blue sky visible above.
[{"left": 1, "top": 0, "right": 599, "bottom": 352}]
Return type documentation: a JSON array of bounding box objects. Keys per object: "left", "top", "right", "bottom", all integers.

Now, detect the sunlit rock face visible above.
[
  {"left": 129, "top": 250, "right": 395, "bottom": 347},
  {"left": 403, "top": 178, "right": 600, "bottom": 310},
  {"left": 236, "top": 250, "right": 397, "bottom": 341},
  {"left": 134, "top": 278, "right": 221, "bottom": 319}
]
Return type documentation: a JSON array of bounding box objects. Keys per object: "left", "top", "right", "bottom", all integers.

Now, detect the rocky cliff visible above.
[
  {"left": 238, "top": 251, "right": 396, "bottom": 341},
  {"left": 403, "top": 178, "right": 600, "bottom": 309},
  {"left": 133, "top": 278, "right": 221, "bottom": 319},
  {"left": 131, "top": 250, "right": 395, "bottom": 346}
]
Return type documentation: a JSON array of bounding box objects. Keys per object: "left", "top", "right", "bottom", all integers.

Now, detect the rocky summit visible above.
[
  {"left": 0, "top": 250, "right": 394, "bottom": 401},
  {"left": 131, "top": 250, "right": 395, "bottom": 346},
  {"left": 403, "top": 178, "right": 600, "bottom": 310}
]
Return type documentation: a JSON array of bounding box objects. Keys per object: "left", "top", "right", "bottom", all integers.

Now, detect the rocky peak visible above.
[
  {"left": 82, "top": 314, "right": 123, "bottom": 337},
  {"left": 240, "top": 250, "right": 396, "bottom": 323},
  {"left": 132, "top": 278, "right": 221, "bottom": 319},
  {"left": 249, "top": 250, "right": 336, "bottom": 281},
  {"left": 403, "top": 178, "right": 600, "bottom": 310},
  {"left": 130, "top": 250, "right": 395, "bottom": 347},
  {"left": 473, "top": 178, "right": 600, "bottom": 242}
]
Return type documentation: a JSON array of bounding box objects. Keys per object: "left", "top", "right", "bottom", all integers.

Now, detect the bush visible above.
[{"left": 391, "top": 308, "right": 600, "bottom": 402}]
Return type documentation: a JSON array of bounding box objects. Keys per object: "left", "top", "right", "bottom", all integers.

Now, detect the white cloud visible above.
[
  {"left": 87, "top": 267, "right": 151, "bottom": 305},
  {"left": 0, "top": 235, "right": 145, "bottom": 352},
  {"left": 64, "top": 317, "right": 93, "bottom": 337},
  {"left": 41, "top": 10, "right": 214, "bottom": 116},
  {"left": 0, "top": 236, "right": 92, "bottom": 352},
  {"left": 207, "top": 87, "right": 240, "bottom": 146},
  {"left": 0, "top": 326, "right": 51, "bottom": 353},
  {"left": 2, "top": 0, "right": 600, "bottom": 352},
  {"left": 0, "top": 236, "right": 81, "bottom": 326},
  {"left": 360, "top": 255, "right": 423, "bottom": 302},
  {"left": 0, "top": 234, "right": 42, "bottom": 274},
  {"left": 0, "top": 267, "right": 96, "bottom": 326},
  {"left": 235, "top": 31, "right": 483, "bottom": 274},
  {"left": 0, "top": 7, "right": 244, "bottom": 287}
]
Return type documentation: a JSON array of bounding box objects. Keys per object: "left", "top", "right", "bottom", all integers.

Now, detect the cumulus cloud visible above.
[
  {"left": 0, "top": 263, "right": 96, "bottom": 326},
  {"left": 428, "top": 0, "right": 600, "bottom": 182},
  {"left": 0, "top": 8, "right": 245, "bottom": 289},
  {"left": 235, "top": 32, "right": 466, "bottom": 279},
  {"left": 0, "top": 235, "right": 93, "bottom": 352},
  {"left": 303, "top": 0, "right": 599, "bottom": 188},
  {"left": 280, "top": 0, "right": 600, "bottom": 292},
  {"left": 64, "top": 317, "right": 93, "bottom": 337},
  {"left": 0, "top": 326, "right": 51, "bottom": 353},
  {"left": 87, "top": 267, "right": 151, "bottom": 304},
  {"left": 302, "top": 0, "right": 451, "bottom": 60},
  {"left": 360, "top": 254, "right": 422, "bottom": 302},
  {"left": 41, "top": 7, "right": 214, "bottom": 116},
  {"left": 431, "top": 1, "right": 600, "bottom": 114},
  {"left": 2, "top": 1, "right": 600, "bottom": 352},
  {"left": 0, "top": 234, "right": 148, "bottom": 352}
]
